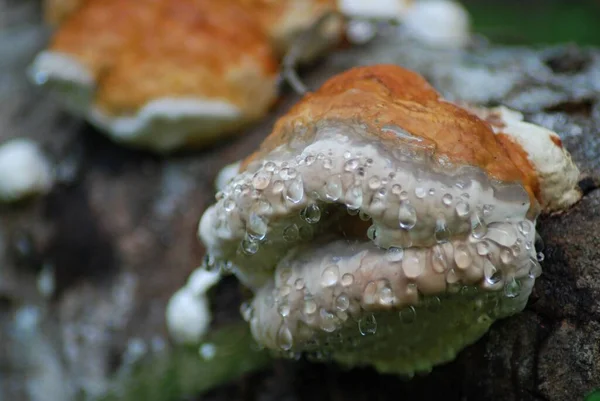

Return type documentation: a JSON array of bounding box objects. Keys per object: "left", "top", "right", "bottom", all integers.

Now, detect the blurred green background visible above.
[{"left": 463, "top": 0, "right": 600, "bottom": 45}]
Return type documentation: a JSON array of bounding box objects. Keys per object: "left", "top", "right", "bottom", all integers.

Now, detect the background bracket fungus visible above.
[{"left": 198, "top": 64, "right": 581, "bottom": 375}]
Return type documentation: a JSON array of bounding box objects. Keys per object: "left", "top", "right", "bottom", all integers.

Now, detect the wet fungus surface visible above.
[{"left": 198, "top": 65, "right": 581, "bottom": 375}]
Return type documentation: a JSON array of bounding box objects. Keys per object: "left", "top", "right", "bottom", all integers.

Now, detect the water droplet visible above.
[
  {"left": 391, "top": 184, "right": 402, "bottom": 195},
  {"left": 240, "top": 302, "right": 253, "bottom": 321},
  {"left": 272, "top": 180, "right": 284, "bottom": 193},
  {"left": 518, "top": 220, "right": 531, "bottom": 235},
  {"left": 415, "top": 187, "right": 426, "bottom": 198},
  {"left": 399, "top": 306, "right": 416, "bottom": 324},
  {"left": 324, "top": 175, "right": 343, "bottom": 201},
  {"left": 403, "top": 255, "right": 422, "bottom": 278},
  {"left": 277, "top": 325, "right": 293, "bottom": 350},
  {"left": 264, "top": 161, "right": 276, "bottom": 172},
  {"left": 359, "top": 211, "right": 370, "bottom": 221},
  {"left": 504, "top": 277, "right": 521, "bottom": 298},
  {"left": 482, "top": 204, "right": 494, "bottom": 216},
  {"left": 427, "top": 296, "right": 441, "bottom": 312},
  {"left": 525, "top": 241, "right": 533, "bottom": 250},
  {"left": 476, "top": 241, "right": 490, "bottom": 256},
  {"left": 471, "top": 213, "right": 487, "bottom": 239},
  {"left": 367, "top": 225, "right": 378, "bottom": 241},
  {"left": 378, "top": 286, "right": 395, "bottom": 305},
  {"left": 455, "top": 201, "right": 470, "bottom": 217},
  {"left": 399, "top": 191, "right": 409, "bottom": 200},
  {"left": 431, "top": 245, "right": 448, "bottom": 273},
  {"left": 303, "top": 298, "right": 317, "bottom": 315},
  {"left": 398, "top": 201, "right": 417, "bottom": 229},
  {"left": 428, "top": 188, "right": 436, "bottom": 196},
  {"left": 358, "top": 314, "right": 377, "bottom": 335},
  {"left": 285, "top": 178, "right": 304, "bottom": 204},
  {"left": 305, "top": 155, "right": 316, "bottom": 165},
  {"left": 434, "top": 218, "right": 451, "bottom": 243},
  {"left": 321, "top": 265, "right": 339, "bottom": 287},
  {"left": 278, "top": 303, "right": 290, "bottom": 317},
  {"left": 500, "top": 248, "right": 514, "bottom": 264},
  {"left": 241, "top": 238, "right": 259, "bottom": 255},
  {"left": 537, "top": 252, "right": 545, "bottom": 262},
  {"left": 344, "top": 159, "right": 359, "bottom": 171},
  {"left": 224, "top": 199, "right": 236, "bottom": 212},
  {"left": 368, "top": 176, "right": 381, "bottom": 190},
  {"left": 247, "top": 213, "right": 268, "bottom": 241},
  {"left": 484, "top": 260, "right": 502, "bottom": 285},
  {"left": 252, "top": 171, "right": 272, "bottom": 190},
  {"left": 386, "top": 247, "right": 404, "bottom": 262},
  {"left": 283, "top": 224, "right": 300, "bottom": 242},
  {"left": 295, "top": 278, "right": 305, "bottom": 290},
  {"left": 323, "top": 158, "right": 333, "bottom": 170},
  {"left": 341, "top": 273, "right": 354, "bottom": 287},
  {"left": 442, "top": 193, "right": 453, "bottom": 206},
  {"left": 454, "top": 245, "right": 472, "bottom": 269},
  {"left": 335, "top": 293, "right": 350, "bottom": 311},
  {"left": 345, "top": 186, "right": 363, "bottom": 210},
  {"left": 343, "top": 151, "right": 352, "bottom": 159},
  {"left": 279, "top": 168, "right": 297, "bottom": 180},
  {"left": 319, "top": 309, "right": 337, "bottom": 332},
  {"left": 363, "top": 281, "right": 377, "bottom": 304},
  {"left": 301, "top": 204, "right": 321, "bottom": 224}
]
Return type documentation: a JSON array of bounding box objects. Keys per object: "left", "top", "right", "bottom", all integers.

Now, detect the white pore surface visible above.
[
  {"left": 483, "top": 106, "right": 581, "bottom": 211},
  {"left": 30, "top": 51, "right": 244, "bottom": 153},
  {"left": 0, "top": 139, "right": 54, "bottom": 203},
  {"left": 165, "top": 269, "right": 221, "bottom": 345},
  {"left": 29, "top": 51, "right": 94, "bottom": 87},
  {"left": 401, "top": 0, "right": 471, "bottom": 48},
  {"left": 338, "top": 0, "right": 413, "bottom": 20}
]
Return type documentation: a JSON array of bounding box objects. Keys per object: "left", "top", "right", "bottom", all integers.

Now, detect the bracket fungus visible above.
[
  {"left": 30, "top": 0, "right": 341, "bottom": 152},
  {"left": 198, "top": 65, "right": 581, "bottom": 375}
]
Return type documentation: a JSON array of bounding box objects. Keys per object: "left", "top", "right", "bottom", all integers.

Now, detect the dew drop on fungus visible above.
[
  {"left": 277, "top": 325, "right": 293, "bottom": 350},
  {"left": 442, "top": 193, "right": 453, "bottom": 206},
  {"left": 345, "top": 186, "right": 363, "bottom": 210},
  {"left": 471, "top": 213, "right": 487, "bottom": 239},
  {"left": 431, "top": 245, "right": 448, "bottom": 273},
  {"left": 252, "top": 171, "right": 272, "bottom": 190},
  {"left": 278, "top": 303, "right": 290, "bottom": 317},
  {"left": 386, "top": 247, "right": 404, "bottom": 262},
  {"left": 537, "top": 252, "right": 545, "bottom": 262},
  {"left": 341, "top": 273, "right": 354, "bottom": 287},
  {"left": 283, "top": 224, "right": 300, "bottom": 242},
  {"left": 500, "top": 248, "right": 514, "bottom": 264},
  {"left": 319, "top": 309, "right": 337, "bottom": 332},
  {"left": 518, "top": 220, "right": 531, "bottom": 235},
  {"left": 476, "top": 241, "right": 490, "bottom": 256},
  {"left": 398, "top": 201, "right": 417, "bottom": 229},
  {"left": 344, "top": 159, "right": 359, "bottom": 171},
  {"left": 454, "top": 245, "right": 472, "bottom": 269},
  {"left": 367, "top": 225, "right": 378, "bottom": 241},
  {"left": 224, "top": 199, "right": 236, "bottom": 212},
  {"left": 455, "top": 201, "right": 470, "bottom": 217},
  {"left": 272, "top": 180, "right": 284, "bottom": 193},
  {"left": 434, "top": 217, "right": 450, "bottom": 243},
  {"left": 358, "top": 314, "right": 377, "bottom": 335},
  {"left": 402, "top": 255, "right": 422, "bottom": 278},
  {"left": 391, "top": 184, "right": 402, "bottom": 195},
  {"left": 285, "top": 178, "right": 304, "bottom": 204},
  {"left": 301, "top": 204, "right": 321, "bottom": 224},
  {"left": 241, "top": 238, "right": 259, "bottom": 255},
  {"left": 378, "top": 285, "right": 395, "bottom": 305},
  {"left": 325, "top": 175, "right": 343, "bottom": 201},
  {"left": 484, "top": 260, "right": 502, "bottom": 285},
  {"left": 399, "top": 306, "right": 416, "bottom": 324},
  {"left": 335, "top": 293, "right": 350, "bottom": 311},
  {"left": 368, "top": 176, "right": 381, "bottom": 189},
  {"left": 321, "top": 265, "right": 339, "bottom": 287},
  {"left": 303, "top": 298, "right": 317, "bottom": 315},
  {"left": 504, "top": 277, "right": 521, "bottom": 298},
  {"left": 247, "top": 213, "right": 268, "bottom": 241},
  {"left": 294, "top": 278, "right": 305, "bottom": 290}
]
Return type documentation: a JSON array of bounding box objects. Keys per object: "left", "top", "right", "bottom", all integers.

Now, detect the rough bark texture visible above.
[{"left": 1, "top": 1, "right": 599, "bottom": 401}]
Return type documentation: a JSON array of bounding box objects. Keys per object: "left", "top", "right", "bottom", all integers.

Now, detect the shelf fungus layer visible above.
[
  {"left": 31, "top": 0, "right": 341, "bottom": 152},
  {"left": 198, "top": 65, "right": 581, "bottom": 375}
]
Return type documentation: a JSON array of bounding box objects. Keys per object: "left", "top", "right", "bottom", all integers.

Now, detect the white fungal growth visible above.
[
  {"left": 165, "top": 269, "right": 221, "bottom": 345},
  {"left": 400, "top": 0, "right": 471, "bottom": 48},
  {"left": 0, "top": 138, "right": 54, "bottom": 203}
]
